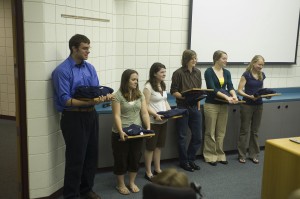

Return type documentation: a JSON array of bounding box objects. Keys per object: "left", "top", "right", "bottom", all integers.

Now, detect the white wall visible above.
[
  {"left": 23, "top": 0, "right": 115, "bottom": 198},
  {"left": 22, "top": 0, "right": 300, "bottom": 198},
  {"left": 0, "top": 0, "right": 15, "bottom": 116}
]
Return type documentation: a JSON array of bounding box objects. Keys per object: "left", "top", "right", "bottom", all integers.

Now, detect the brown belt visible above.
[{"left": 64, "top": 107, "right": 95, "bottom": 112}]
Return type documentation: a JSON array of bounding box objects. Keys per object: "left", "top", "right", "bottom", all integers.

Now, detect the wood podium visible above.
[{"left": 261, "top": 137, "right": 300, "bottom": 199}]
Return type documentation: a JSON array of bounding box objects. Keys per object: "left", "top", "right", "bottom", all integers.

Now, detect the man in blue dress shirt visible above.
[{"left": 52, "top": 34, "right": 111, "bottom": 199}]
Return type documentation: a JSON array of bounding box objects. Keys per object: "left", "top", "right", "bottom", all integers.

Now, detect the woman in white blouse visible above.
[{"left": 143, "top": 63, "right": 171, "bottom": 181}]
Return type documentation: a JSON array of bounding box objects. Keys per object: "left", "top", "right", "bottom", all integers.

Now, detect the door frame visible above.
[{"left": 13, "top": 0, "right": 29, "bottom": 198}]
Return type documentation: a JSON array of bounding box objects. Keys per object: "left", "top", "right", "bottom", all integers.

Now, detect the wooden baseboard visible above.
[{"left": 0, "top": 115, "right": 16, "bottom": 120}]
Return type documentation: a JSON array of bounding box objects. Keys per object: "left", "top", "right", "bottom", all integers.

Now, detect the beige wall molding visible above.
[{"left": 61, "top": 14, "right": 110, "bottom": 22}]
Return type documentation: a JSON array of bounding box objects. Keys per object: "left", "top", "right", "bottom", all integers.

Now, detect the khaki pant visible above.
[
  {"left": 203, "top": 103, "right": 228, "bottom": 162},
  {"left": 237, "top": 104, "right": 263, "bottom": 159}
]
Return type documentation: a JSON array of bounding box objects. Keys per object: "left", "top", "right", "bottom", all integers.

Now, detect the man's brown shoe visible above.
[{"left": 81, "top": 191, "right": 101, "bottom": 199}]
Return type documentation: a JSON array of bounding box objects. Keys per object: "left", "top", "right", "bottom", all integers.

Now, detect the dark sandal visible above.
[
  {"left": 144, "top": 173, "right": 153, "bottom": 182},
  {"left": 153, "top": 170, "right": 162, "bottom": 175}
]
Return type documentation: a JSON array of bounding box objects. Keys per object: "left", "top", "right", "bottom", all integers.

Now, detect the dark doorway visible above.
[
  {"left": 0, "top": 0, "right": 28, "bottom": 198},
  {"left": 0, "top": 118, "right": 18, "bottom": 198}
]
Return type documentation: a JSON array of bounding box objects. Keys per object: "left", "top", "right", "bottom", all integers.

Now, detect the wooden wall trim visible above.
[
  {"left": 13, "top": 0, "right": 29, "bottom": 198},
  {"left": 0, "top": 115, "right": 16, "bottom": 120}
]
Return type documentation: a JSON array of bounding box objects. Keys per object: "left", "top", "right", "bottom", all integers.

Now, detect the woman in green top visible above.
[
  {"left": 112, "top": 69, "right": 150, "bottom": 195},
  {"left": 203, "top": 50, "right": 238, "bottom": 166}
]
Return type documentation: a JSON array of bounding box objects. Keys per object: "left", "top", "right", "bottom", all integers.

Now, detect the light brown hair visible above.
[
  {"left": 181, "top": 50, "right": 197, "bottom": 67},
  {"left": 152, "top": 168, "right": 189, "bottom": 188},
  {"left": 213, "top": 50, "right": 227, "bottom": 64}
]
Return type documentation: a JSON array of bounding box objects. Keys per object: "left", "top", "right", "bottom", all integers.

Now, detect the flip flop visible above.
[
  {"left": 251, "top": 158, "right": 259, "bottom": 164},
  {"left": 238, "top": 158, "right": 246, "bottom": 163},
  {"left": 116, "top": 186, "right": 130, "bottom": 195},
  {"left": 128, "top": 184, "right": 140, "bottom": 193}
]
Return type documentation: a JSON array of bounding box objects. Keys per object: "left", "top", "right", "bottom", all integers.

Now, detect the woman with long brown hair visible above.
[
  {"left": 143, "top": 62, "right": 171, "bottom": 181},
  {"left": 111, "top": 69, "right": 150, "bottom": 195}
]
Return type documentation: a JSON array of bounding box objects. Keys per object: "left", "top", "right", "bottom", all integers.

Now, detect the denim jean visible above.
[{"left": 176, "top": 106, "right": 202, "bottom": 165}]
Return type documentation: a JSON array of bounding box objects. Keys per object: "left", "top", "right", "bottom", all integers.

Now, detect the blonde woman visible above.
[{"left": 237, "top": 55, "right": 266, "bottom": 164}]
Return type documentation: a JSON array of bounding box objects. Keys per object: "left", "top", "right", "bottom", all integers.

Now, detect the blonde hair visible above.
[
  {"left": 246, "top": 55, "right": 265, "bottom": 81},
  {"left": 151, "top": 168, "right": 189, "bottom": 188}
]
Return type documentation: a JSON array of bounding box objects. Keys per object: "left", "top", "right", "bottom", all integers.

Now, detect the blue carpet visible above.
[{"left": 65, "top": 151, "right": 264, "bottom": 199}]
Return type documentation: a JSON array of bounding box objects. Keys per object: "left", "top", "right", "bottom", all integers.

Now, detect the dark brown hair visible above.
[
  {"left": 120, "top": 69, "right": 142, "bottom": 101},
  {"left": 146, "top": 62, "right": 166, "bottom": 92},
  {"left": 69, "top": 34, "right": 90, "bottom": 55}
]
